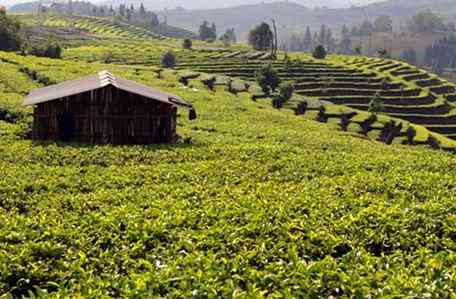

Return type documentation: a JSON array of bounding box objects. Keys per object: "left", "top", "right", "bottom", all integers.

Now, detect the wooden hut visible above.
[{"left": 23, "top": 71, "right": 196, "bottom": 144}]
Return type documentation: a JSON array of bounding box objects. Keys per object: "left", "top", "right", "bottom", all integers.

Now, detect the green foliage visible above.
[
  {"left": 295, "top": 101, "right": 308, "bottom": 115},
  {"left": 427, "top": 134, "right": 441, "bottom": 149},
  {"left": 219, "top": 28, "right": 236, "bottom": 47},
  {"left": 160, "top": 50, "right": 176, "bottom": 68},
  {"left": 278, "top": 82, "right": 294, "bottom": 102},
  {"left": 182, "top": 38, "right": 192, "bottom": 50},
  {"left": 312, "top": 45, "right": 327, "bottom": 59},
  {"left": 377, "top": 48, "right": 389, "bottom": 58},
  {"left": 0, "top": 11, "right": 22, "bottom": 51},
  {"left": 368, "top": 92, "right": 384, "bottom": 114},
  {"left": 408, "top": 9, "right": 447, "bottom": 33},
  {"left": 199, "top": 21, "right": 216, "bottom": 41},
  {"left": 29, "top": 38, "right": 62, "bottom": 59},
  {"left": 360, "top": 113, "right": 377, "bottom": 135},
  {"left": 255, "top": 63, "right": 281, "bottom": 96},
  {"left": 406, "top": 126, "right": 417, "bottom": 144},
  {"left": 0, "top": 17, "right": 455, "bottom": 297},
  {"left": 374, "top": 15, "right": 393, "bottom": 32},
  {"left": 248, "top": 22, "right": 273, "bottom": 51}
]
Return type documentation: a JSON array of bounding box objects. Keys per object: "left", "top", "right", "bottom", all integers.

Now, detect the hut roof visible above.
[{"left": 23, "top": 71, "right": 191, "bottom": 107}]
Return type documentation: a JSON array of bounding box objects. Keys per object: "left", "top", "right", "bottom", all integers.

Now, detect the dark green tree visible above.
[
  {"left": 256, "top": 63, "right": 281, "bottom": 96},
  {"left": 0, "top": 10, "right": 22, "bottom": 51},
  {"left": 248, "top": 22, "right": 274, "bottom": 51},
  {"left": 182, "top": 39, "right": 192, "bottom": 49},
  {"left": 161, "top": 51, "right": 176, "bottom": 68},
  {"left": 408, "top": 10, "right": 446, "bottom": 33},
  {"left": 220, "top": 28, "right": 236, "bottom": 46},
  {"left": 374, "top": 15, "right": 393, "bottom": 32},
  {"left": 199, "top": 21, "right": 216, "bottom": 41},
  {"left": 368, "top": 92, "right": 384, "bottom": 114},
  {"left": 139, "top": 3, "right": 146, "bottom": 17},
  {"left": 312, "top": 45, "right": 327, "bottom": 59}
]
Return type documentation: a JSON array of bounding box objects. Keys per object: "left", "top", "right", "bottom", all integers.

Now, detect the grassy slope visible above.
[
  {"left": 0, "top": 15, "right": 455, "bottom": 297},
  {"left": 0, "top": 52, "right": 455, "bottom": 297}
]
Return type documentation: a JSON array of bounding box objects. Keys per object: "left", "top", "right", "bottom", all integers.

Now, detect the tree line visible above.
[
  {"left": 0, "top": 9, "right": 62, "bottom": 58},
  {"left": 198, "top": 21, "right": 236, "bottom": 45}
]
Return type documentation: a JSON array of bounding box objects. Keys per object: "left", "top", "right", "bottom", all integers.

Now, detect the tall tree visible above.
[
  {"left": 248, "top": 22, "right": 274, "bottom": 51},
  {"left": 318, "top": 24, "right": 327, "bottom": 47},
  {"left": 303, "top": 26, "right": 312, "bottom": 52},
  {"left": 374, "top": 15, "right": 393, "bottom": 32},
  {"left": 325, "top": 28, "right": 336, "bottom": 52},
  {"left": 408, "top": 10, "right": 447, "bottom": 33},
  {"left": 139, "top": 3, "right": 146, "bottom": 17},
  {"left": 0, "top": 10, "right": 22, "bottom": 51},
  {"left": 220, "top": 28, "right": 236, "bottom": 46},
  {"left": 199, "top": 21, "right": 216, "bottom": 40},
  {"left": 359, "top": 20, "right": 374, "bottom": 36},
  {"left": 338, "top": 25, "right": 353, "bottom": 54}
]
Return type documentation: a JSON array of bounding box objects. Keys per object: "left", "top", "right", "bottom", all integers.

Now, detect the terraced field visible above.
[
  {"left": 44, "top": 16, "right": 167, "bottom": 40},
  {"left": 172, "top": 54, "right": 456, "bottom": 143},
  {"left": 343, "top": 57, "right": 456, "bottom": 139},
  {"left": 11, "top": 13, "right": 456, "bottom": 149},
  {"left": 0, "top": 13, "right": 455, "bottom": 297},
  {"left": 173, "top": 56, "right": 456, "bottom": 147}
]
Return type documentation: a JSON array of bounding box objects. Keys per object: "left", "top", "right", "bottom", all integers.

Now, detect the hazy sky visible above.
[{"left": 1, "top": 0, "right": 383, "bottom": 9}]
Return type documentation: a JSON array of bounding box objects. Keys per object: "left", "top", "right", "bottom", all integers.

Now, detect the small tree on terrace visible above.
[
  {"left": 182, "top": 39, "right": 192, "bottom": 49},
  {"left": 279, "top": 82, "right": 294, "bottom": 101},
  {"left": 248, "top": 22, "right": 274, "bottom": 51},
  {"left": 256, "top": 63, "right": 281, "bottom": 96},
  {"left": 368, "top": 92, "right": 384, "bottom": 114},
  {"left": 313, "top": 45, "right": 327, "bottom": 59},
  {"left": 161, "top": 51, "right": 176, "bottom": 68}
]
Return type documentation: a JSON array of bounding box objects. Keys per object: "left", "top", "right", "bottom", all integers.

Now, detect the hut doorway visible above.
[{"left": 57, "top": 112, "right": 75, "bottom": 142}]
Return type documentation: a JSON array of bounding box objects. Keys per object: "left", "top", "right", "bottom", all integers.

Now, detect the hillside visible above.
[
  {"left": 153, "top": 0, "right": 456, "bottom": 37},
  {"left": 0, "top": 14, "right": 455, "bottom": 297},
  {"left": 102, "top": 0, "right": 382, "bottom": 10}
]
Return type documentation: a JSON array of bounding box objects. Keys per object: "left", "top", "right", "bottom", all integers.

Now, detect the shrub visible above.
[
  {"left": 313, "top": 45, "right": 327, "bottom": 59},
  {"left": 227, "top": 79, "right": 236, "bottom": 95},
  {"left": 377, "top": 49, "right": 389, "bottom": 58},
  {"left": 283, "top": 51, "right": 290, "bottom": 67},
  {"left": 272, "top": 97, "right": 284, "bottom": 109},
  {"left": 153, "top": 68, "right": 163, "bottom": 79},
  {"left": 161, "top": 51, "right": 176, "bottom": 68},
  {"left": 182, "top": 39, "right": 192, "bottom": 49},
  {"left": 360, "top": 114, "right": 377, "bottom": 135},
  {"left": 316, "top": 106, "right": 328, "bottom": 123},
  {"left": 427, "top": 135, "right": 440, "bottom": 149},
  {"left": 178, "top": 72, "right": 200, "bottom": 86},
  {"left": 368, "top": 92, "right": 384, "bottom": 114},
  {"left": 340, "top": 115, "right": 350, "bottom": 131},
  {"left": 406, "top": 126, "right": 416, "bottom": 144},
  {"left": 30, "top": 42, "right": 62, "bottom": 59},
  {"left": 278, "top": 82, "right": 294, "bottom": 101},
  {"left": 295, "top": 101, "right": 308, "bottom": 115},
  {"left": 379, "top": 121, "right": 402, "bottom": 145},
  {"left": 202, "top": 75, "right": 216, "bottom": 91},
  {"left": 256, "top": 63, "right": 281, "bottom": 96}
]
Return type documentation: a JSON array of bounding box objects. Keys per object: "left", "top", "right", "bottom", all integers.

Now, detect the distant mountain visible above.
[
  {"left": 103, "top": 0, "right": 382, "bottom": 11},
  {"left": 9, "top": 0, "right": 456, "bottom": 40},
  {"left": 150, "top": 0, "right": 456, "bottom": 38}
]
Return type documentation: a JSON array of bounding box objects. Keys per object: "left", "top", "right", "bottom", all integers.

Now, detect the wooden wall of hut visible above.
[{"left": 32, "top": 85, "right": 178, "bottom": 144}]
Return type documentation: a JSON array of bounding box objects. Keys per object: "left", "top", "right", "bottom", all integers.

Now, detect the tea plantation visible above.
[{"left": 0, "top": 14, "right": 455, "bottom": 298}]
